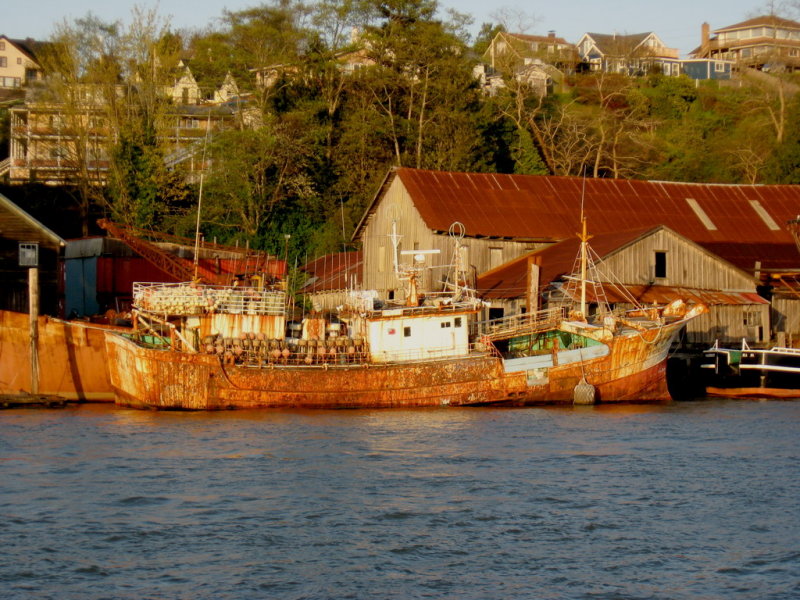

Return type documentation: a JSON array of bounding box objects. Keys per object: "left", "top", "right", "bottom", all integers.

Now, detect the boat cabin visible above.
[{"left": 364, "top": 304, "right": 475, "bottom": 363}]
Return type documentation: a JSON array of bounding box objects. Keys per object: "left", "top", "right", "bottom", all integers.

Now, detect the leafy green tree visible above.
[
  {"left": 202, "top": 121, "right": 315, "bottom": 241},
  {"left": 765, "top": 96, "right": 800, "bottom": 183},
  {"left": 511, "top": 127, "right": 548, "bottom": 175},
  {"left": 187, "top": 0, "right": 311, "bottom": 106}
]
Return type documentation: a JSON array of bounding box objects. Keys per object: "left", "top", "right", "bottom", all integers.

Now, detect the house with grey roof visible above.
[{"left": 576, "top": 32, "right": 681, "bottom": 76}]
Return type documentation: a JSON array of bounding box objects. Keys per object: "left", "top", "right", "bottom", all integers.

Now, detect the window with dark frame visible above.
[
  {"left": 403, "top": 326, "right": 411, "bottom": 337},
  {"left": 654, "top": 251, "right": 667, "bottom": 279}
]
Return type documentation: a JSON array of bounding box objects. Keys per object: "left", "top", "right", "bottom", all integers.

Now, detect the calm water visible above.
[{"left": 1, "top": 401, "right": 798, "bottom": 600}]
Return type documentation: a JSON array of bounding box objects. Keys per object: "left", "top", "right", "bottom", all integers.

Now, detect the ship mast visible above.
[
  {"left": 580, "top": 217, "right": 588, "bottom": 319},
  {"left": 578, "top": 173, "right": 591, "bottom": 320}
]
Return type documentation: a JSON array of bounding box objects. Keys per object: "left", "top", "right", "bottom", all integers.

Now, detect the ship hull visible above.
[
  {"left": 0, "top": 310, "right": 118, "bottom": 401},
  {"left": 104, "top": 320, "right": 684, "bottom": 410},
  {"left": 105, "top": 333, "right": 524, "bottom": 409},
  {"left": 702, "top": 346, "right": 800, "bottom": 399}
]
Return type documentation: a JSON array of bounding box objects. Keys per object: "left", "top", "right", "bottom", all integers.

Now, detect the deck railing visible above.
[
  {"left": 133, "top": 282, "right": 286, "bottom": 316},
  {"left": 473, "top": 307, "right": 566, "bottom": 341}
]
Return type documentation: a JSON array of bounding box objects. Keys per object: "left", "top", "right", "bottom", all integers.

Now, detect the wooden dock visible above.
[{"left": 0, "top": 393, "right": 70, "bottom": 409}]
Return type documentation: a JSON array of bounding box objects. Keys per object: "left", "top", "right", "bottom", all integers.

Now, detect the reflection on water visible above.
[{"left": 1, "top": 401, "right": 799, "bottom": 599}]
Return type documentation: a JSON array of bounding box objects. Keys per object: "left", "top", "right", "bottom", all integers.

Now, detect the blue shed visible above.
[{"left": 681, "top": 59, "right": 733, "bottom": 80}]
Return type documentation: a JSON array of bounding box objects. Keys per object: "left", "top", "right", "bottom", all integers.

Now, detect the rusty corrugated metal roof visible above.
[
  {"left": 596, "top": 286, "right": 769, "bottom": 306},
  {"left": 478, "top": 227, "right": 655, "bottom": 299},
  {"left": 301, "top": 251, "right": 362, "bottom": 292},
  {"left": 477, "top": 225, "right": 768, "bottom": 305},
  {"left": 390, "top": 168, "right": 800, "bottom": 270}
]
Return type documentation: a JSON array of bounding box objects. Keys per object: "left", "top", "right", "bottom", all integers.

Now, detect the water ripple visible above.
[{"left": 0, "top": 401, "right": 798, "bottom": 599}]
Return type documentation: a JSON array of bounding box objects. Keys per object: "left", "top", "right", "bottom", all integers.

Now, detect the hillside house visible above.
[
  {"left": 691, "top": 15, "right": 800, "bottom": 72},
  {"left": 169, "top": 62, "right": 201, "bottom": 105},
  {"left": 353, "top": 168, "right": 800, "bottom": 346},
  {"left": 0, "top": 36, "right": 43, "bottom": 89},
  {"left": 7, "top": 66, "right": 238, "bottom": 185},
  {"left": 478, "top": 31, "right": 575, "bottom": 95},
  {"left": 577, "top": 32, "right": 681, "bottom": 75}
]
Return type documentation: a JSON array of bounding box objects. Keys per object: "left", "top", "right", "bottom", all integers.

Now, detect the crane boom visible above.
[{"left": 96, "top": 219, "right": 287, "bottom": 286}]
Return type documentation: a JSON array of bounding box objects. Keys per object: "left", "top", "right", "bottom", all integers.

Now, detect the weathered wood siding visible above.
[
  {"left": 598, "top": 229, "right": 755, "bottom": 290},
  {"left": 599, "top": 230, "right": 766, "bottom": 345},
  {"left": 682, "top": 305, "right": 770, "bottom": 345},
  {"left": 360, "top": 177, "right": 535, "bottom": 300},
  {"left": 307, "top": 290, "right": 351, "bottom": 312},
  {"left": 484, "top": 229, "right": 768, "bottom": 341},
  {"left": 771, "top": 296, "right": 800, "bottom": 344},
  {"left": 0, "top": 237, "right": 60, "bottom": 314}
]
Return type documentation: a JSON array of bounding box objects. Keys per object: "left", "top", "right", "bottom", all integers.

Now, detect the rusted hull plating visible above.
[
  {"left": 521, "top": 321, "right": 682, "bottom": 403},
  {"left": 104, "top": 319, "right": 685, "bottom": 410},
  {"left": 105, "top": 333, "right": 522, "bottom": 409},
  {"left": 0, "top": 310, "right": 117, "bottom": 401}
]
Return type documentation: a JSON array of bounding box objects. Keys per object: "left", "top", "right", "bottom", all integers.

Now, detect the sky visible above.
[{"left": 5, "top": 0, "right": 776, "bottom": 57}]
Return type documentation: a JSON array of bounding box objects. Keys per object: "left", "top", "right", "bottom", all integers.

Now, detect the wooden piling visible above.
[{"left": 29, "top": 267, "right": 39, "bottom": 395}]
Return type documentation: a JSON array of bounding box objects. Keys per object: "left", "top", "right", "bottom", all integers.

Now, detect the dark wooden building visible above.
[{"left": 0, "top": 193, "right": 65, "bottom": 314}]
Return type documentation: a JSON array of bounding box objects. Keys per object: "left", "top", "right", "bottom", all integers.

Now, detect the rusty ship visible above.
[{"left": 103, "top": 222, "right": 706, "bottom": 410}]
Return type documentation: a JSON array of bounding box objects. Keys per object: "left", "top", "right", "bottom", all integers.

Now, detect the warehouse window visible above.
[
  {"left": 490, "top": 247, "right": 503, "bottom": 269},
  {"left": 654, "top": 251, "right": 667, "bottom": 279},
  {"left": 744, "top": 311, "right": 760, "bottom": 327},
  {"left": 19, "top": 243, "right": 38, "bottom": 267}
]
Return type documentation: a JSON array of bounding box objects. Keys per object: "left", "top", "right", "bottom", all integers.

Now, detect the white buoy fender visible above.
[{"left": 573, "top": 377, "right": 597, "bottom": 405}]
